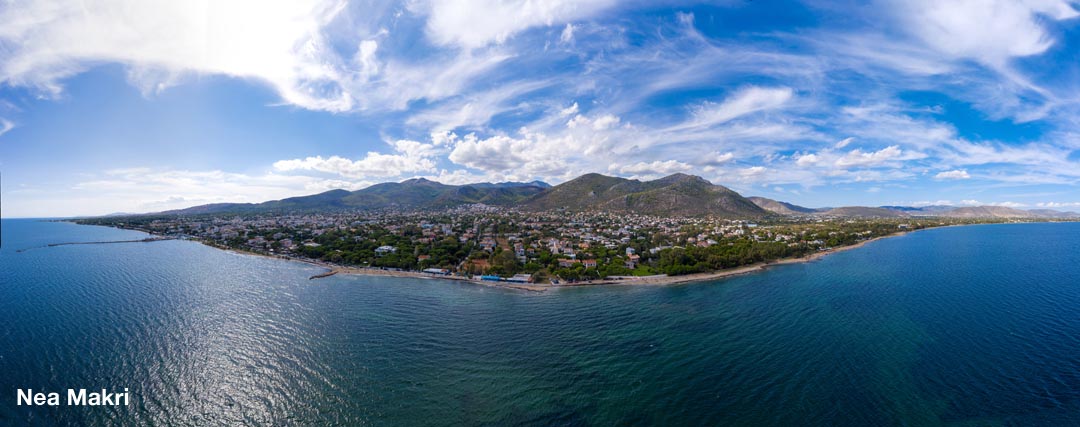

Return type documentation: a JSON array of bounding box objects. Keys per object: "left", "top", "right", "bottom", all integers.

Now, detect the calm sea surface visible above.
[{"left": 2, "top": 219, "right": 1080, "bottom": 426}]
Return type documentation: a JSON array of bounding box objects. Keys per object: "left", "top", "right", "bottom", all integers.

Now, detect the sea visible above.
[{"left": 2, "top": 219, "right": 1080, "bottom": 426}]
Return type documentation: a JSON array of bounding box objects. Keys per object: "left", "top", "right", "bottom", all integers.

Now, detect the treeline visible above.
[{"left": 654, "top": 240, "right": 810, "bottom": 275}]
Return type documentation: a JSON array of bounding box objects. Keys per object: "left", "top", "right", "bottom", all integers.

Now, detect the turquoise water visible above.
[{"left": 2, "top": 219, "right": 1080, "bottom": 426}]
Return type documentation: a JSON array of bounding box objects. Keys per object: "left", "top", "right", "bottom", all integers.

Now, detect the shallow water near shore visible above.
[{"left": 3, "top": 219, "right": 1080, "bottom": 425}]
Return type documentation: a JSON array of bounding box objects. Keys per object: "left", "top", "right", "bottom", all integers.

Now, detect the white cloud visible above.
[
  {"left": 0, "top": 118, "right": 14, "bottom": 137},
  {"left": 835, "top": 137, "right": 855, "bottom": 148},
  {"left": 273, "top": 139, "right": 441, "bottom": 178},
  {"left": 893, "top": 0, "right": 1077, "bottom": 66},
  {"left": 560, "top": 23, "right": 575, "bottom": 44},
  {"left": 740, "top": 166, "right": 767, "bottom": 177},
  {"left": 559, "top": 102, "right": 580, "bottom": 117},
  {"left": 0, "top": 0, "right": 355, "bottom": 111},
  {"left": 934, "top": 169, "right": 971, "bottom": 179},
  {"left": 355, "top": 39, "right": 380, "bottom": 82},
  {"left": 675, "top": 86, "right": 794, "bottom": 130},
  {"left": 404, "top": 80, "right": 551, "bottom": 131},
  {"left": 1035, "top": 202, "right": 1080, "bottom": 210},
  {"left": 703, "top": 152, "right": 735, "bottom": 165},
  {"left": 835, "top": 145, "right": 906, "bottom": 167},
  {"left": 795, "top": 153, "right": 820, "bottom": 166},
  {"left": 590, "top": 114, "right": 621, "bottom": 130},
  {"left": 610, "top": 160, "right": 692, "bottom": 176},
  {"left": 415, "top": 0, "right": 615, "bottom": 49}
]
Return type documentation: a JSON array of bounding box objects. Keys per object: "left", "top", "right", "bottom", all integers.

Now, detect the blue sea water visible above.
[{"left": 2, "top": 219, "right": 1080, "bottom": 426}]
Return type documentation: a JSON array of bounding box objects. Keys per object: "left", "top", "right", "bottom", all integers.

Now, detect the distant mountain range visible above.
[
  {"left": 159, "top": 173, "right": 767, "bottom": 217},
  {"left": 144, "top": 173, "right": 1076, "bottom": 219},
  {"left": 747, "top": 197, "right": 1077, "bottom": 219},
  {"left": 159, "top": 179, "right": 551, "bottom": 215}
]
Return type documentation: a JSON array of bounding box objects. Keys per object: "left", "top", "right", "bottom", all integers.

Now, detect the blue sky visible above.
[{"left": 2, "top": 0, "right": 1080, "bottom": 217}]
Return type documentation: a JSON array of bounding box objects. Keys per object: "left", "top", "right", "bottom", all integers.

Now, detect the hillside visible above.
[
  {"left": 747, "top": 197, "right": 817, "bottom": 215},
  {"left": 152, "top": 173, "right": 1079, "bottom": 219},
  {"left": 161, "top": 179, "right": 549, "bottom": 215},
  {"left": 937, "top": 206, "right": 1037, "bottom": 218},
  {"left": 816, "top": 206, "right": 910, "bottom": 218},
  {"left": 523, "top": 173, "right": 768, "bottom": 217}
]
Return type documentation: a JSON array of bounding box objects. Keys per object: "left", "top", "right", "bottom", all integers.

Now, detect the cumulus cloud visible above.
[
  {"left": 934, "top": 169, "right": 971, "bottom": 179},
  {"left": 795, "top": 153, "right": 820, "bottom": 166},
  {"left": 995, "top": 201, "right": 1027, "bottom": 208},
  {"left": 835, "top": 145, "right": 906, "bottom": 167},
  {"left": 273, "top": 139, "right": 441, "bottom": 178},
  {"left": 1034, "top": 202, "right": 1080, "bottom": 210},
  {"left": 703, "top": 152, "right": 735, "bottom": 165}
]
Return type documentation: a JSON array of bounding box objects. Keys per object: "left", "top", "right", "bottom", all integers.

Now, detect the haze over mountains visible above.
[
  {"left": 153, "top": 173, "right": 1076, "bottom": 219},
  {"left": 747, "top": 197, "right": 1076, "bottom": 219}
]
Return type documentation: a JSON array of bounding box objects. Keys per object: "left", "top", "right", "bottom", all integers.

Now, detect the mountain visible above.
[
  {"left": 938, "top": 206, "right": 1038, "bottom": 218},
  {"left": 747, "top": 197, "right": 817, "bottom": 215},
  {"left": 816, "top": 206, "right": 910, "bottom": 217},
  {"left": 751, "top": 198, "right": 1070, "bottom": 219},
  {"left": 1027, "top": 209, "right": 1079, "bottom": 218},
  {"left": 523, "top": 173, "right": 768, "bottom": 217},
  {"left": 152, "top": 173, "right": 1075, "bottom": 219},
  {"left": 879, "top": 205, "right": 955, "bottom": 214},
  {"left": 161, "top": 179, "right": 549, "bottom": 215}
]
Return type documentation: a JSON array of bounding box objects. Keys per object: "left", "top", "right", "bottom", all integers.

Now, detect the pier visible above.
[{"left": 15, "top": 237, "right": 176, "bottom": 253}]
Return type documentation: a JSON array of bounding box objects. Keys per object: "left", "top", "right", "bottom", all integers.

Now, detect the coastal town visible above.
[{"left": 76, "top": 205, "right": 1031, "bottom": 287}]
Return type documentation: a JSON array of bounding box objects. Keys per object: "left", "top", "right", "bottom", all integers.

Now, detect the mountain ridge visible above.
[
  {"left": 748, "top": 196, "right": 1076, "bottom": 219},
  {"left": 140, "top": 174, "right": 1078, "bottom": 219}
]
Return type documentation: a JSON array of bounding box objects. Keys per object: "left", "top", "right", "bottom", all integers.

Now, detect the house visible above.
[
  {"left": 582, "top": 259, "right": 598, "bottom": 269},
  {"left": 558, "top": 259, "right": 581, "bottom": 268},
  {"left": 418, "top": 254, "right": 432, "bottom": 262},
  {"left": 375, "top": 245, "right": 396, "bottom": 256},
  {"left": 506, "top": 274, "right": 533, "bottom": 283},
  {"left": 624, "top": 254, "right": 640, "bottom": 269},
  {"left": 480, "top": 237, "right": 497, "bottom": 252}
]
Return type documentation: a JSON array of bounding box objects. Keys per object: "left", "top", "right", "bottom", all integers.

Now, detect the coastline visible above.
[
  {"left": 554, "top": 228, "right": 920, "bottom": 288},
  {"left": 206, "top": 227, "right": 934, "bottom": 292},
  {"left": 69, "top": 220, "right": 1005, "bottom": 292}
]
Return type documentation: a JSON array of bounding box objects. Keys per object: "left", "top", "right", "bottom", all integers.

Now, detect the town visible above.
[{"left": 77, "top": 206, "right": 1036, "bottom": 286}]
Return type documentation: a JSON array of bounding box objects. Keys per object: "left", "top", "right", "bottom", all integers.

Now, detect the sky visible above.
[{"left": 2, "top": 0, "right": 1080, "bottom": 217}]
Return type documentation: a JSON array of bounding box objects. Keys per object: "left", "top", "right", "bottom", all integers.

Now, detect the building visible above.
[{"left": 375, "top": 245, "right": 396, "bottom": 256}]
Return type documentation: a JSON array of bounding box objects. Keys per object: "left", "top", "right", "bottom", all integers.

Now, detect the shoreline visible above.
[
  {"left": 207, "top": 227, "right": 938, "bottom": 292},
  {"left": 553, "top": 228, "right": 921, "bottom": 288},
  {"left": 62, "top": 220, "right": 1077, "bottom": 292}
]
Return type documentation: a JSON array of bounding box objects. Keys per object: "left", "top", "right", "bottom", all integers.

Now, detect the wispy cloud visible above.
[{"left": 3, "top": 0, "right": 1080, "bottom": 216}]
